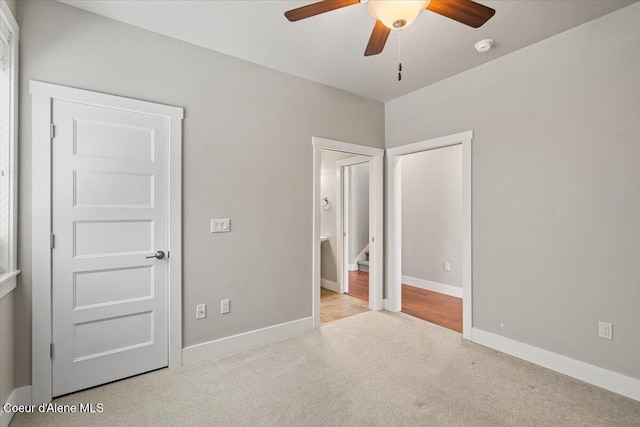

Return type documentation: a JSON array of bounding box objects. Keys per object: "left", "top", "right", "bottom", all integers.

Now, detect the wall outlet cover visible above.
[
  {"left": 221, "top": 299, "right": 230, "bottom": 314},
  {"left": 598, "top": 321, "right": 613, "bottom": 340},
  {"left": 196, "top": 304, "right": 206, "bottom": 319}
]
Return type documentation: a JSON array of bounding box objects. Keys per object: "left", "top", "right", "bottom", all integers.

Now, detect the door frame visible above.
[
  {"left": 312, "top": 138, "right": 383, "bottom": 328},
  {"left": 335, "top": 155, "right": 370, "bottom": 294},
  {"left": 30, "top": 81, "right": 184, "bottom": 404},
  {"left": 385, "top": 130, "right": 473, "bottom": 340}
]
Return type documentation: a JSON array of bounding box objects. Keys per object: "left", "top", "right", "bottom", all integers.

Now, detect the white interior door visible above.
[{"left": 51, "top": 100, "right": 169, "bottom": 397}]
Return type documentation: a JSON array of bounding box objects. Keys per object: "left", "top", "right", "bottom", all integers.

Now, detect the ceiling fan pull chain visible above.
[{"left": 398, "top": 28, "right": 402, "bottom": 81}]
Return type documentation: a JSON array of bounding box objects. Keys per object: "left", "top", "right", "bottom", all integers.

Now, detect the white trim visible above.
[
  {"left": 182, "top": 317, "right": 314, "bottom": 365},
  {"left": 386, "top": 131, "right": 473, "bottom": 156},
  {"left": 0, "top": 270, "right": 19, "bottom": 299},
  {"left": 402, "top": 276, "right": 463, "bottom": 298},
  {"left": 313, "top": 138, "right": 384, "bottom": 329},
  {"left": 354, "top": 245, "right": 369, "bottom": 264},
  {"left": 472, "top": 328, "right": 640, "bottom": 402},
  {"left": 30, "top": 81, "right": 183, "bottom": 404},
  {"left": 386, "top": 131, "right": 473, "bottom": 340},
  {"left": 321, "top": 278, "right": 340, "bottom": 293},
  {"left": 348, "top": 263, "right": 358, "bottom": 271},
  {"left": 336, "top": 163, "right": 347, "bottom": 293},
  {"left": 336, "top": 155, "right": 370, "bottom": 166},
  {"left": 1, "top": 386, "right": 32, "bottom": 427},
  {"left": 315, "top": 138, "right": 383, "bottom": 157}
]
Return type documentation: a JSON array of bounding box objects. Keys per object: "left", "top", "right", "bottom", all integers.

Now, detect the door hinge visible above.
[
  {"left": 50, "top": 343, "right": 54, "bottom": 359},
  {"left": 50, "top": 233, "right": 55, "bottom": 249},
  {"left": 50, "top": 123, "right": 56, "bottom": 139}
]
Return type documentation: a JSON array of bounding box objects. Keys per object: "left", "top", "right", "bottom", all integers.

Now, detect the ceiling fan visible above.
[{"left": 285, "top": 0, "right": 496, "bottom": 56}]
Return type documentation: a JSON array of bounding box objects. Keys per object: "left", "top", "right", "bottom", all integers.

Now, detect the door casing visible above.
[
  {"left": 312, "top": 138, "right": 384, "bottom": 328},
  {"left": 385, "top": 130, "right": 473, "bottom": 340},
  {"left": 30, "top": 81, "right": 183, "bottom": 404}
]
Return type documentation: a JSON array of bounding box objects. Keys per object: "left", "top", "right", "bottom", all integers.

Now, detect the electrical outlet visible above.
[
  {"left": 221, "top": 299, "right": 230, "bottom": 314},
  {"left": 196, "top": 304, "right": 206, "bottom": 319},
  {"left": 444, "top": 262, "right": 451, "bottom": 272},
  {"left": 598, "top": 321, "right": 612, "bottom": 340}
]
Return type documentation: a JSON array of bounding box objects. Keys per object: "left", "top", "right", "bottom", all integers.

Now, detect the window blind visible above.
[{"left": 0, "top": 21, "right": 11, "bottom": 271}]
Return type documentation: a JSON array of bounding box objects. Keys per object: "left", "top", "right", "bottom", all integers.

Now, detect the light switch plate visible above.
[{"left": 211, "top": 219, "right": 231, "bottom": 233}]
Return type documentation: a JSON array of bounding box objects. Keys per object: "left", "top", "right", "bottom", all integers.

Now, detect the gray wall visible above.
[
  {"left": 5, "top": 0, "right": 15, "bottom": 16},
  {"left": 14, "top": 0, "right": 384, "bottom": 387},
  {"left": 386, "top": 4, "right": 640, "bottom": 379},
  {"left": 347, "top": 162, "right": 369, "bottom": 264},
  {"left": 320, "top": 150, "right": 353, "bottom": 284},
  {"left": 401, "top": 145, "right": 462, "bottom": 287}
]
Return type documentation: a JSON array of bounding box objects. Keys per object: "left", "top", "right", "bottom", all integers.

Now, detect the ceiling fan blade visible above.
[
  {"left": 285, "top": 0, "right": 360, "bottom": 22},
  {"left": 426, "top": 0, "right": 495, "bottom": 28},
  {"left": 364, "top": 20, "right": 391, "bottom": 57}
]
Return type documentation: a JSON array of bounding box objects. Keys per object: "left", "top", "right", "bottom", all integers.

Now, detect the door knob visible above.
[{"left": 146, "top": 251, "right": 165, "bottom": 260}]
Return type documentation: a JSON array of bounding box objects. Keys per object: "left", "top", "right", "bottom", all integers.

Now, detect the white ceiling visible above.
[{"left": 59, "top": 0, "right": 635, "bottom": 102}]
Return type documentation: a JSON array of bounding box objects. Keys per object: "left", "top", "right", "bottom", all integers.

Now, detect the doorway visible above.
[
  {"left": 337, "top": 156, "right": 370, "bottom": 301},
  {"left": 30, "top": 81, "right": 183, "bottom": 403},
  {"left": 319, "top": 154, "right": 372, "bottom": 323},
  {"left": 399, "top": 145, "right": 463, "bottom": 333},
  {"left": 386, "top": 131, "right": 473, "bottom": 339},
  {"left": 312, "top": 138, "right": 383, "bottom": 327}
]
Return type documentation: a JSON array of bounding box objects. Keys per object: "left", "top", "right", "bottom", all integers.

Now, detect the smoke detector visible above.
[{"left": 474, "top": 39, "right": 494, "bottom": 53}]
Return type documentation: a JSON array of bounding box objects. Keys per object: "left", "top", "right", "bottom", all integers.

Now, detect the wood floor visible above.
[
  {"left": 402, "top": 285, "right": 463, "bottom": 333},
  {"left": 322, "top": 271, "right": 462, "bottom": 334},
  {"left": 320, "top": 287, "right": 369, "bottom": 323},
  {"left": 346, "top": 270, "right": 369, "bottom": 302}
]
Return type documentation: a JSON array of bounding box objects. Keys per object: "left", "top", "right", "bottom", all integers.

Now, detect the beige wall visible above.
[
  {"left": 14, "top": 0, "right": 384, "bottom": 387},
  {"left": 401, "top": 145, "right": 462, "bottom": 287},
  {"left": 386, "top": 4, "right": 640, "bottom": 379}
]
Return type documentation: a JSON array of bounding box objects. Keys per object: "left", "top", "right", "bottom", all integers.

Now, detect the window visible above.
[{"left": 0, "top": 0, "right": 19, "bottom": 298}]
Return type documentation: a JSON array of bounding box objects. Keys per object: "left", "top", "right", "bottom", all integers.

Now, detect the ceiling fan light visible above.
[{"left": 368, "top": 0, "right": 430, "bottom": 29}]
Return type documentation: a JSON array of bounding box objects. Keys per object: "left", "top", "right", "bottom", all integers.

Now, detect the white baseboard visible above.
[
  {"left": 1, "top": 386, "right": 32, "bottom": 427},
  {"left": 402, "top": 275, "right": 463, "bottom": 298},
  {"left": 182, "top": 316, "right": 314, "bottom": 365},
  {"left": 383, "top": 299, "right": 395, "bottom": 312},
  {"left": 321, "top": 278, "right": 339, "bottom": 293},
  {"left": 472, "top": 328, "right": 640, "bottom": 402},
  {"left": 348, "top": 263, "right": 358, "bottom": 271}
]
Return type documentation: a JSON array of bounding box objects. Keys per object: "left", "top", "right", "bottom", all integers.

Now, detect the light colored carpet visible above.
[{"left": 12, "top": 311, "right": 640, "bottom": 426}]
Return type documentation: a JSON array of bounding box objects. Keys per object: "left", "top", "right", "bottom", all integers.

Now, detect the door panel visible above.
[
  {"left": 74, "top": 170, "right": 154, "bottom": 208},
  {"left": 73, "top": 220, "right": 154, "bottom": 257},
  {"left": 52, "top": 100, "right": 169, "bottom": 397},
  {"left": 73, "top": 266, "right": 154, "bottom": 309}
]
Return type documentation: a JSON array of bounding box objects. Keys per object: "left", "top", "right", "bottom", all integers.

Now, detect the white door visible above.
[{"left": 52, "top": 100, "right": 169, "bottom": 396}]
